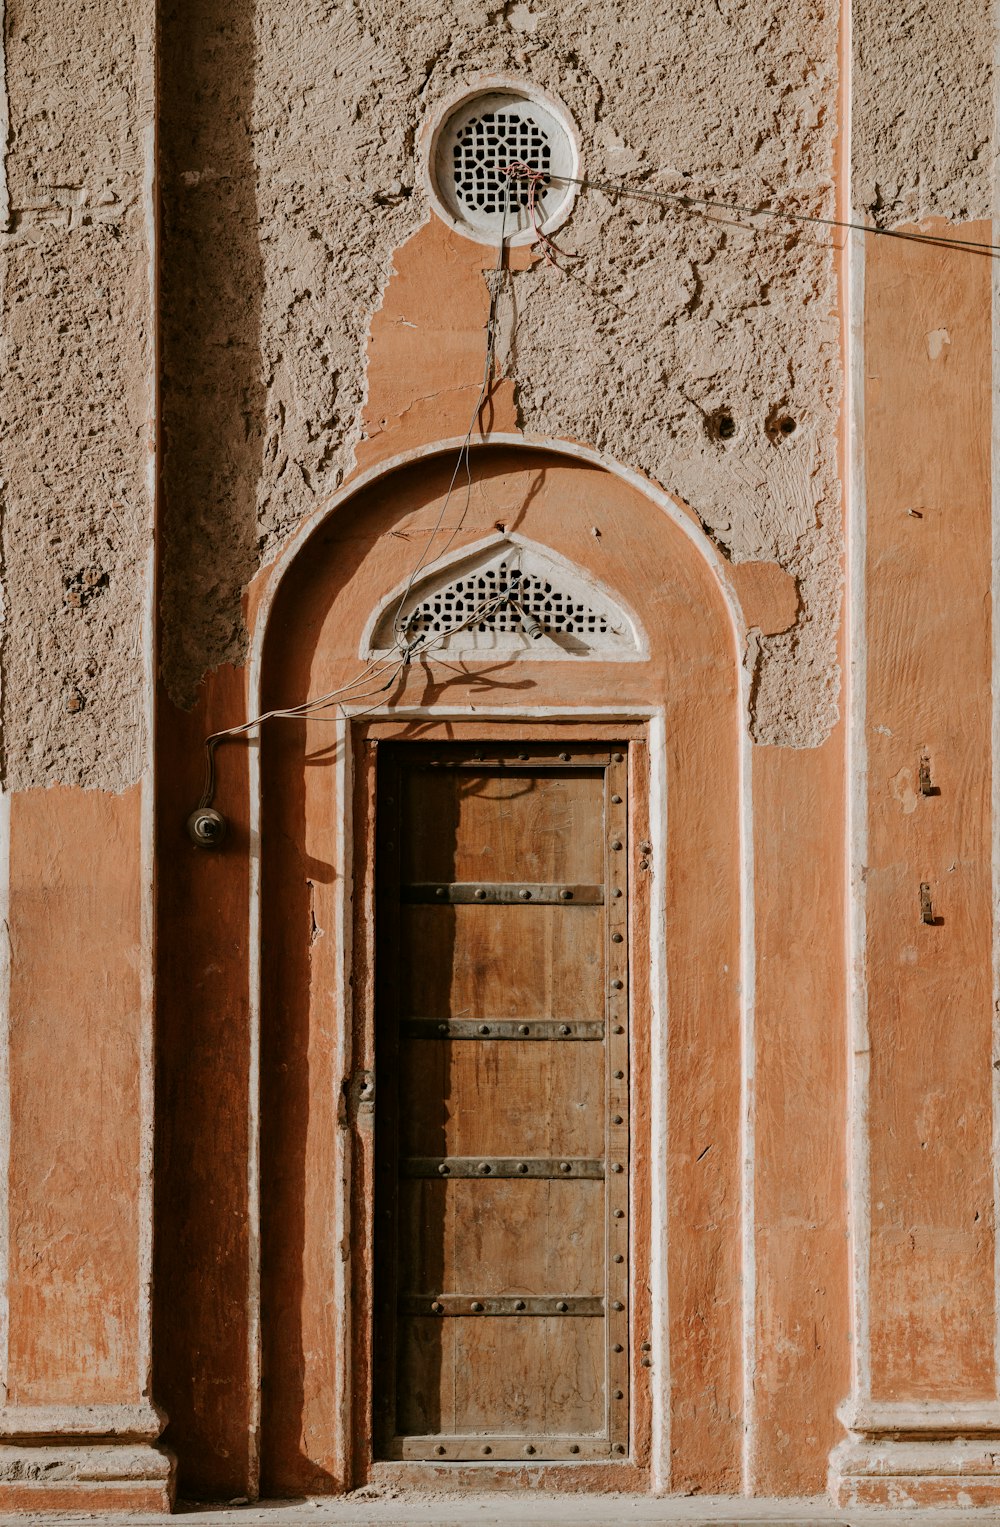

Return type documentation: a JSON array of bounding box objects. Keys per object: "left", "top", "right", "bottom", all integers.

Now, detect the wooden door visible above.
[{"left": 374, "top": 742, "right": 629, "bottom": 1461}]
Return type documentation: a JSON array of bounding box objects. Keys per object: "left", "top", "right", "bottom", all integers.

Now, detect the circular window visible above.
[{"left": 424, "top": 82, "right": 580, "bottom": 246}]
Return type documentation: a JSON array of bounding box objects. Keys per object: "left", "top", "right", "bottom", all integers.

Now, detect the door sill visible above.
[{"left": 135, "top": 1494, "right": 1000, "bottom": 1525}]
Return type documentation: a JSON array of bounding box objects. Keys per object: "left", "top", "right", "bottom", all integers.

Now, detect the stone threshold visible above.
[{"left": 6, "top": 1496, "right": 1000, "bottom": 1527}]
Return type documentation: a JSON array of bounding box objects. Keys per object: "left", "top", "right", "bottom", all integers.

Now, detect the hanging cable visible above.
[
  {"left": 189, "top": 580, "right": 522, "bottom": 844},
  {"left": 505, "top": 165, "right": 1000, "bottom": 258},
  {"left": 188, "top": 202, "right": 517, "bottom": 842},
  {"left": 502, "top": 161, "right": 564, "bottom": 266},
  {"left": 388, "top": 189, "right": 512, "bottom": 644},
  {"left": 191, "top": 152, "right": 980, "bottom": 838}
]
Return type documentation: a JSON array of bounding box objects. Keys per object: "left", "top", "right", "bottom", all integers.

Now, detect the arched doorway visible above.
[{"left": 255, "top": 441, "right": 747, "bottom": 1495}]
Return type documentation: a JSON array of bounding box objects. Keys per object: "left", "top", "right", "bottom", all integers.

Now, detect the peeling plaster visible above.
[
  {"left": 159, "top": 0, "right": 845, "bottom": 747},
  {"left": 6, "top": 0, "right": 999, "bottom": 782}
]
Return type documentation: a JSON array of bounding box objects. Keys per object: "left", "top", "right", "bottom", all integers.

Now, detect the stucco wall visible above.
[
  {"left": 852, "top": 0, "right": 996, "bottom": 223},
  {"left": 160, "top": 0, "right": 843, "bottom": 746},
  {"left": 1, "top": 0, "right": 999, "bottom": 1513},
  {"left": 9, "top": 0, "right": 997, "bottom": 781},
  {"left": 0, "top": 0, "right": 154, "bottom": 792}
]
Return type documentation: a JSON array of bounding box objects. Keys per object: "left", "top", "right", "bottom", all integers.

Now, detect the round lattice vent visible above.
[{"left": 425, "top": 84, "right": 579, "bottom": 245}]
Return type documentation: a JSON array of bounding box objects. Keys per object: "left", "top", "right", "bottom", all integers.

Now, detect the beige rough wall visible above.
[
  {"left": 8, "top": 0, "right": 999, "bottom": 774},
  {"left": 161, "top": 0, "right": 844, "bottom": 746},
  {"left": 0, "top": 0, "right": 154, "bottom": 790},
  {"left": 852, "top": 0, "right": 996, "bottom": 223}
]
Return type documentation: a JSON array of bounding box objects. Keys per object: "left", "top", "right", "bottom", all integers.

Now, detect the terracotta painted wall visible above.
[
  {"left": 865, "top": 226, "right": 994, "bottom": 1401},
  {"left": 1, "top": 0, "right": 998, "bottom": 1513},
  {"left": 830, "top": 222, "right": 1000, "bottom": 1509},
  {"left": 0, "top": 0, "right": 171, "bottom": 1511}
]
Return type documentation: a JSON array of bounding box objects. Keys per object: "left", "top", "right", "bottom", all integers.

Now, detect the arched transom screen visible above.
[{"left": 367, "top": 540, "right": 643, "bottom": 659}]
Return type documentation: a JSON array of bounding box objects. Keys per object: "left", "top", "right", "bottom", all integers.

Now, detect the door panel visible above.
[
  {"left": 396, "top": 1316, "right": 607, "bottom": 1441},
  {"left": 401, "top": 766, "right": 606, "bottom": 883},
  {"left": 400, "top": 905, "right": 605, "bottom": 1020},
  {"left": 397, "top": 1179, "right": 605, "bottom": 1294},
  {"left": 374, "top": 743, "right": 629, "bottom": 1462},
  {"left": 399, "top": 1039, "right": 606, "bottom": 1157}
]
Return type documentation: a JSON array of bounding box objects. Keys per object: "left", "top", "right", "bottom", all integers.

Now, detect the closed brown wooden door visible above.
[{"left": 374, "top": 743, "right": 629, "bottom": 1461}]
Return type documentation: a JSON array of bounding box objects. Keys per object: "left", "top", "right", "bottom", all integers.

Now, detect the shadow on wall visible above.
[{"left": 154, "top": 0, "right": 268, "bottom": 1500}]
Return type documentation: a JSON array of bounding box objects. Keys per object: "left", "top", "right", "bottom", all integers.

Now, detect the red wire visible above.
[{"left": 502, "top": 160, "right": 562, "bottom": 266}]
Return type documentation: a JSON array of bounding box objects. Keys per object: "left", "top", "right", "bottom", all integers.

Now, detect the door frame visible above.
[
  {"left": 357, "top": 732, "right": 656, "bottom": 1484},
  {"left": 345, "top": 711, "right": 662, "bottom": 1491}
]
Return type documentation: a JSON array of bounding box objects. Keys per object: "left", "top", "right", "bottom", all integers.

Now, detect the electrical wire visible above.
[
  {"left": 194, "top": 196, "right": 520, "bottom": 814},
  {"left": 388, "top": 190, "right": 512, "bottom": 644},
  {"left": 197, "top": 589, "right": 514, "bottom": 809},
  {"left": 200, "top": 157, "right": 975, "bottom": 814},
  {"left": 518, "top": 167, "right": 1000, "bottom": 258}
]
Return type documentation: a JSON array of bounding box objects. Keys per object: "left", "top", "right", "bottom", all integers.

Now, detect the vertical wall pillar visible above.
[
  {"left": 831, "top": 221, "right": 1000, "bottom": 1507},
  {"left": 0, "top": 0, "right": 172, "bottom": 1511}
]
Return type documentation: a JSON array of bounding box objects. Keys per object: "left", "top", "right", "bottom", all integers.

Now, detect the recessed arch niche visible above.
[{"left": 255, "top": 440, "right": 749, "bottom": 1496}]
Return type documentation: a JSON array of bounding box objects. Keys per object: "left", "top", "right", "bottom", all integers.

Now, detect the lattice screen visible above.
[
  {"left": 370, "top": 546, "right": 638, "bottom": 658},
  {"left": 406, "top": 560, "right": 608, "bottom": 639},
  {"left": 451, "top": 107, "right": 553, "bottom": 221},
  {"left": 430, "top": 88, "right": 577, "bottom": 241}
]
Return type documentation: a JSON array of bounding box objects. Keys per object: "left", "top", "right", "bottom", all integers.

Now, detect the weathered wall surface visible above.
[
  {"left": 0, "top": 0, "right": 170, "bottom": 1514},
  {"left": 852, "top": 0, "right": 996, "bottom": 223},
  {"left": 0, "top": 0, "right": 154, "bottom": 791},
  {"left": 834, "top": 0, "right": 1000, "bottom": 1507},
  {"left": 160, "top": 0, "right": 843, "bottom": 747},
  {"left": 153, "top": 0, "right": 849, "bottom": 1500},
  {"left": 10, "top": 0, "right": 1000, "bottom": 1510}
]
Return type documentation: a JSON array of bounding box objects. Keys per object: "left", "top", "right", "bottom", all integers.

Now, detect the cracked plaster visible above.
[
  {"left": 10, "top": 0, "right": 1000, "bottom": 781},
  {"left": 161, "top": 0, "right": 844, "bottom": 747},
  {"left": 852, "top": 0, "right": 996, "bottom": 225}
]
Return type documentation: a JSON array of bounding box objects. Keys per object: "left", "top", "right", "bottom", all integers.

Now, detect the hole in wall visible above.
[
  {"left": 765, "top": 406, "right": 798, "bottom": 442},
  {"left": 63, "top": 568, "right": 110, "bottom": 609},
  {"left": 706, "top": 409, "right": 737, "bottom": 442}
]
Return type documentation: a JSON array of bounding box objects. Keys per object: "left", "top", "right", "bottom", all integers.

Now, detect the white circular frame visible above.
[{"left": 421, "top": 77, "right": 582, "bottom": 248}]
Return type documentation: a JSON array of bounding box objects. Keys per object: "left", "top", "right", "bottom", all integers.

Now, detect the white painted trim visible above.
[
  {"left": 341, "top": 704, "right": 660, "bottom": 720},
  {"left": 245, "top": 434, "right": 751, "bottom": 1489},
  {"left": 844, "top": 1399, "right": 1000, "bottom": 1434},
  {"left": 138, "top": 104, "right": 158, "bottom": 1411},
  {"left": 247, "top": 729, "right": 262, "bottom": 1493},
  {"left": 739, "top": 611, "right": 757, "bottom": 1494},
  {"left": 334, "top": 725, "right": 353, "bottom": 1483},
  {"left": 0, "top": 1440, "right": 173, "bottom": 1489},
  {"left": 251, "top": 437, "right": 746, "bottom": 650},
  {"left": 345, "top": 705, "right": 665, "bottom": 1479},
  {"left": 137, "top": 535, "right": 156, "bottom": 1409},
  {"left": 648, "top": 710, "right": 670, "bottom": 1494},
  {"left": 419, "top": 75, "right": 582, "bottom": 250},
  {"left": 833, "top": 1433, "right": 1000, "bottom": 1483},
  {"left": 0, "top": 1402, "right": 165, "bottom": 1439}
]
